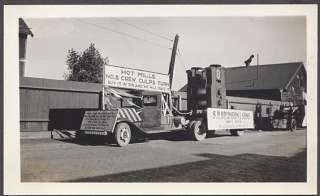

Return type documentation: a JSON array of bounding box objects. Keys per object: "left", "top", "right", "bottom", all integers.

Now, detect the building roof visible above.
[
  {"left": 19, "top": 18, "right": 33, "bottom": 37},
  {"left": 179, "top": 62, "right": 305, "bottom": 92}
]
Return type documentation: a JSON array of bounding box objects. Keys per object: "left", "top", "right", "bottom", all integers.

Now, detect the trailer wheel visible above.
[
  {"left": 114, "top": 122, "right": 131, "bottom": 147},
  {"left": 189, "top": 120, "right": 207, "bottom": 141},
  {"left": 230, "top": 129, "right": 245, "bottom": 136}
]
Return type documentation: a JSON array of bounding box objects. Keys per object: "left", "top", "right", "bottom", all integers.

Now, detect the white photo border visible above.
[{"left": 3, "top": 4, "right": 318, "bottom": 195}]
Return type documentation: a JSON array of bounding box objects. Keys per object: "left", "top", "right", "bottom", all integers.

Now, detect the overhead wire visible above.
[
  {"left": 75, "top": 18, "right": 187, "bottom": 82},
  {"left": 176, "top": 49, "right": 256, "bottom": 85},
  {"left": 75, "top": 19, "right": 172, "bottom": 50},
  {"left": 112, "top": 18, "right": 173, "bottom": 42},
  {"left": 176, "top": 48, "right": 188, "bottom": 72},
  {"left": 177, "top": 49, "right": 255, "bottom": 85}
]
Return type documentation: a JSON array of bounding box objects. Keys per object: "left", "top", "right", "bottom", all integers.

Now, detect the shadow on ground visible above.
[
  {"left": 53, "top": 130, "right": 233, "bottom": 147},
  {"left": 52, "top": 128, "right": 306, "bottom": 147},
  {"left": 65, "top": 149, "right": 306, "bottom": 182}
]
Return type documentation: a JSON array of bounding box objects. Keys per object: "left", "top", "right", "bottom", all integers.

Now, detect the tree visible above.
[{"left": 64, "top": 43, "right": 108, "bottom": 83}]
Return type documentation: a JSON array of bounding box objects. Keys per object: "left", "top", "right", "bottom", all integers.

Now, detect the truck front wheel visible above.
[
  {"left": 114, "top": 122, "right": 131, "bottom": 147},
  {"left": 189, "top": 120, "right": 207, "bottom": 141}
]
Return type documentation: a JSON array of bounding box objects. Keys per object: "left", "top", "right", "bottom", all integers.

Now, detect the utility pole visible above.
[{"left": 168, "top": 34, "right": 179, "bottom": 89}]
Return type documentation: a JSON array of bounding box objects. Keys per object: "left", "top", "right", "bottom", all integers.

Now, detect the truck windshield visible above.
[{"left": 143, "top": 95, "right": 157, "bottom": 106}]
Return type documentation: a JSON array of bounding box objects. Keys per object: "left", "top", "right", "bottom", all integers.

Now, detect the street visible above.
[{"left": 21, "top": 129, "right": 307, "bottom": 182}]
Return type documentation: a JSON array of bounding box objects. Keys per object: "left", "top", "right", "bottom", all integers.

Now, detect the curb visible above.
[
  {"left": 21, "top": 132, "right": 51, "bottom": 140},
  {"left": 21, "top": 131, "right": 77, "bottom": 140}
]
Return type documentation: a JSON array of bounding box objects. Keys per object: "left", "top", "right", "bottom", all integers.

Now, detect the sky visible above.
[{"left": 24, "top": 17, "right": 306, "bottom": 90}]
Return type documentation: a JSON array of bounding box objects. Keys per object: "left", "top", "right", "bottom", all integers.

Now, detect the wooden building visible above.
[
  {"left": 20, "top": 77, "right": 102, "bottom": 132},
  {"left": 224, "top": 62, "right": 307, "bottom": 105},
  {"left": 19, "top": 18, "right": 33, "bottom": 77}
]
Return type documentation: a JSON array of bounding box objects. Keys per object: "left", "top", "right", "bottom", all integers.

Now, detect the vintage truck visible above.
[
  {"left": 49, "top": 64, "right": 254, "bottom": 147},
  {"left": 49, "top": 34, "right": 253, "bottom": 146}
]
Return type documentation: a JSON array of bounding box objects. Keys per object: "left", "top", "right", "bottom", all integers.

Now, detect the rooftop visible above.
[
  {"left": 179, "top": 62, "right": 306, "bottom": 92},
  {"left": 19, "top": 18, "right": 33, "bottom": 37}
]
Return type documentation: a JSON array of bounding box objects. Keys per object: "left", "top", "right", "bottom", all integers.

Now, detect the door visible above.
[{"left": 141, "top": 94, "right": 161, "bottom": 128}]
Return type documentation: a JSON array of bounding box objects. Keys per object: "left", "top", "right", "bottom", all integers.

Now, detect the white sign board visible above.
[
  {"left": 80, "top": 110, "right": 118, "bottom": 132},
  {"left": 207, "top": 108, "right": 254, "bottom": 130},
  {"left": 104, "top": 65, "right": 170, "bottom": 93}
]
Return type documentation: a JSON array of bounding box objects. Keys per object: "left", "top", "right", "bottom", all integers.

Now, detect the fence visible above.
[{"left": 20, "top": 77, "right": 102, "bottom": 132}]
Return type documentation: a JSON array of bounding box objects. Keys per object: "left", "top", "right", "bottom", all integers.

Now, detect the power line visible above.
[
  {"left": 176, "top": 49, "right": 188, "bottom": 72},
  {"left": 75, "top": 19, "right": 172, "bottom": 50},
  {"left": 113, "top": 18, "right": 173, "bottom": 42}
]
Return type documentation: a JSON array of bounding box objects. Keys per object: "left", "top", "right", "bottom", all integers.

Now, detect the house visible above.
[
  {"left": 180, "top": 62, "right": 307, "bottom": 106},
  {"left": 225, "top": 62, "right": 307, "bottom": 105},
  {"left": 19, "top": 18, "right": 33, "bottom": 77}
]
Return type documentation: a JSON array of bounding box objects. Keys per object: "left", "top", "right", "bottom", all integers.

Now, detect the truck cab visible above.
[{"left": 140, "top": 91, "right": 174, "bottom": 133}]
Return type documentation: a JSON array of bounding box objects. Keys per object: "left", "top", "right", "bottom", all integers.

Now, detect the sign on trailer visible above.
[
  {"left": 207, "top": 108, "right": 254, "bottom": 130},
  {"left": 104, "top": 65, "right": 170, "bottom": 93},
  {"left": 80, "top": 110, "right": 118, "bottom": 132}
]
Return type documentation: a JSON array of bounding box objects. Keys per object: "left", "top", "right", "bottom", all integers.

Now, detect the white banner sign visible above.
[
  {"left": 105, "top": 65, "right": 170, "bottom": 93},
  {"left": 207, "top": 108, "right": 254, "bottom": 130}
]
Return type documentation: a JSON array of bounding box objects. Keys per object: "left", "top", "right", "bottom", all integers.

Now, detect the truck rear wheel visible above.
[
  {"left": 189, "top": 120, "right": 207, "bottom": 141},
  {"left": 114, "top": 122, "right": 131, "bottom": 147}
]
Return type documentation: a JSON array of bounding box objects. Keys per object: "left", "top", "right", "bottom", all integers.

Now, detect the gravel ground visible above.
[{"left": 21, "top": 129, "right": 306, "bottom": 182}]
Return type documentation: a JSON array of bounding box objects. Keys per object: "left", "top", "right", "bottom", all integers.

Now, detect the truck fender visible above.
[{"left": 115, "top": 119, "right": 145, "bottom": 135}]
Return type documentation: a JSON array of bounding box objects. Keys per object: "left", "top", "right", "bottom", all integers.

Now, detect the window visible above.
[
  {"left": 143, "top": 95, "right": 157, "bottom": 106},
  {"left": 266, "top": 107, "right": 271, "bottom": 115}
]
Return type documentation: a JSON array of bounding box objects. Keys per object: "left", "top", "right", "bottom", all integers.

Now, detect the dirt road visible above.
[{"left": 21, "top": 129, "right": 306, "bottom": 182}]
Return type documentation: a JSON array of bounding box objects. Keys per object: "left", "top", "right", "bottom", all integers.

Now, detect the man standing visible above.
[
  {"left": 287, "top": 105, "right": 294, "bottom": 132},
  {"left": 254, "top": 103, "right": 262, "bottom": 130}
]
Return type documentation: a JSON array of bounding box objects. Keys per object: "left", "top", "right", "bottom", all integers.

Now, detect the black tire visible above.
[
  {"left": 75, "top": 130, "right": 87, "bottom": 143},
  {"left": 189, "top": 120, "right": 207, "bottom": 141},
  {"left": 230, "top": 130, "right": 245, "bottom": 136},
  {"left": 114, "top": 122, "right": 131, "bottom": 147}
]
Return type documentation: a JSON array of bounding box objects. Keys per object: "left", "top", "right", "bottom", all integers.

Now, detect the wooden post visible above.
[{"left": 168, "top": 34, "right": 179, "bottom": 89}]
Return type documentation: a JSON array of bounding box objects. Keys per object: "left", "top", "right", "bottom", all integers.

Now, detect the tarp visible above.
[
  {"left": 104, "top": 86, "right": 142, "bottom": 99},
  {"left": 104, "top": 86, "right": 142, "bottom": 109}
]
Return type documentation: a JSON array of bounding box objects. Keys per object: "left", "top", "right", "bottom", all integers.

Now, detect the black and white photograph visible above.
[{"left": 4, "top": 4, "right": 317, "bottom": 195}]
